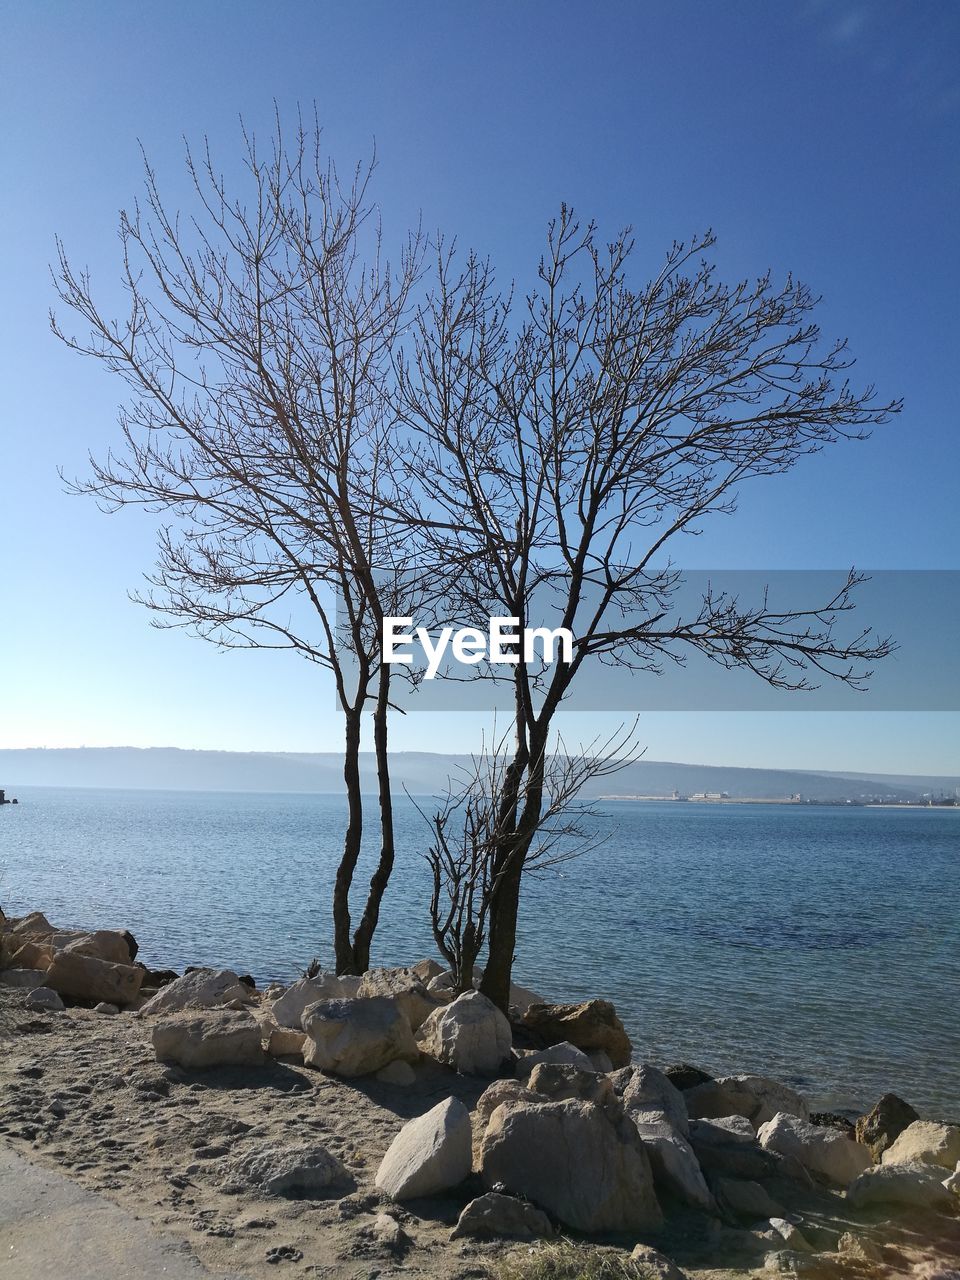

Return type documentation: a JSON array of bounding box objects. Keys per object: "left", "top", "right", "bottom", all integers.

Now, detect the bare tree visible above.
[
  {"left": 396, "top": 210, "right": 901, "bottom": 1010},
  {"left": 51, "top": 115, "right": 425, "bottom": 974},
  {"left": 414, "top": 724, "right": 638, "bottom": 994}
]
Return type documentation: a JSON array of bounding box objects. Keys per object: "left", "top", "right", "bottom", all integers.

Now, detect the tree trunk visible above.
[
  {"left": 479, "top": 725, "right": 547, "bottom": 1012},
  {"left": 349, "top": 666, "right": 395, "bottom": 973},
  {"left": 333, "top": 707, "right": 363, "bottom": 974}
]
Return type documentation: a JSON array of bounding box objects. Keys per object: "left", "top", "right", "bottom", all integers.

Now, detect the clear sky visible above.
[{"left": 0, "top": 1, "right": 957, "bottom": 775}]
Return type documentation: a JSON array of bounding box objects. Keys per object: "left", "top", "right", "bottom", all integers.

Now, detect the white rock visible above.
[
  {"left": 769, "top": 1217, "right": 813, "bottom": 1251},
  {"left": 269, "top": 974, "right": 362, "bottom": 1029},
  {"left": 139, "top": 968, "right": 253, "bottom": 1016},
  {"left": 225, "top": 1143, "right": 351, "bottom": 1196},
  {"left": 685, "top": 1075, "right": 809, "bottom": 1127},
  {"left": 516, "top": 1042, "right": 594, "bottom": 1079},
  {"left": 302, "top": 996, "right": 417, "bottom": 1077},
  {"left": 375, "top": 1097, "right": 472, "bottom": 1199},
  {"left": 152, "top": 1010, "right": 265, "bottom": 1069},
  {"left": 480, "top": 1097, "right": 663, "bottom": 1233},
  {"left": 619, "top": 1063, "right": 690, "bottom": 1136},
  {"left": 24, "top": 986, "right": 65, "bottom": 1012},
  {"left": 267, "top": 1023, "right": 306, "bottom": 1057},
  {"left": 848, "top": 1160, "right": 957, "bottom": 1212},
  {"left": 881, "top": 1120, "right": 960, "bottom": 1171},
  {"left": 59, "top": 930, "right": 133, "bottom": 966},
  {"left": 94, "top": 1002, "right": 120, "bottom": 1015},
  {"left": 451, "top": 1192, "right": 555, "bottom": 1241},
  {"left": 358, "top": 967, "right": 438, "bottom": 1032},
  {"left": 416, "top": 990, "right": 511, "bottom": 1076},
  {"left": 715, "top": 1177, "right": 783, "bottom": 1219},
  {"left": 629, "top": 1112, "right": 716, "bottom": 1212},
  {"left": 758, "top": 1112, "right": 871, "bottom": 1185},
  {"left": 836, "top": 1232, "right": 884, "bottom": 1263}
]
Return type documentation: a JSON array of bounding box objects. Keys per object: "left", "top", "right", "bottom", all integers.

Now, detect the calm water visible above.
[{"left": 1, "top": 788, "right": 958, "bottom": 1117}]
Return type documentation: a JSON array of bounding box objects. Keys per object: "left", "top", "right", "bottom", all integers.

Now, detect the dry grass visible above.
[{"left": 496, "top": 1241, "right": 660, "bottom": 1280}]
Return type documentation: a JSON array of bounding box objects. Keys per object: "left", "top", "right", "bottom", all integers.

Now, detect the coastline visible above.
[{"left": 2, "top": 908, "right": 960, "bottom": 1280}]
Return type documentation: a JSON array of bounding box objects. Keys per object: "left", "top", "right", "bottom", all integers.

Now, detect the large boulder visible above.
[
  {"left": 479, "top": 1097, "right": 662, "bottom": 1233},
  {"left": 881, "top": 1120, "right": 960, "bottom": 1171},
  {"left": 56, "top": 931, "right": 134, "bottom": 966},
  {"left": 152, "top": 1010, "right": 265, "bottom": 1069},
  {"left": 629, "top": 1112, "right": 716, "bottom": 1213},
  {"left": 302, "top": 996, "right": 417, "bottom": 1077},
  {"left": 521, "top": 1000, "right": 632, "bottom": 1069},
  {"left": 855, "top": 1093, "right": 919, "bottom": 1162},
  {"left": 139, "top": 968, "right": 255, "bottom": 1015},
  {"left": 847, "top": 1161, "right": 957, "bottom": 1213},
  {"left": 685, "top": 1075, "right": 809, "bottom": 1127},
  {"left": 269, "top": 974, "right": 361, "bottom": 1029},
  {"left": 375, "top": 1097, "right": 472, "bottom": 1199},
  {"left": 516, "top": 1042, "right": 594, "bottom": 1079},
  {"left": 224, "top": 1143, "right": 352, "bottom": 1196},
  {"left": 4, "top": 940, "right": 55, "bottom": 971},
  {"left": 416, "top": 990, "right": 512, "bottom": 1076},
  {"left": 451, "top": 1192, "right": 555, "bottom": 1241},
  {"left": 758, "top": 1112, "right": 872, "bottom": 1185},
  {"left": 45, "top": 950, "right": 143, "bottom": 1006},
  {"left": 0, "top": 968, "right": 50, "bottom": 989},
  {"left": 614, "top": 1063, "right": 690, "bottom": 1136},
  {"left": 358, "top": 967, "right": 438, "bottom": 1032},
  {"left": 688, "top": 1116, "right": 781, "bottom": 1181}
]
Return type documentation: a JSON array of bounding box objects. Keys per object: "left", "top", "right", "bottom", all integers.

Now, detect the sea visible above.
[{"left": 1, "top": 787, "right": 957, "bottom": 1118}]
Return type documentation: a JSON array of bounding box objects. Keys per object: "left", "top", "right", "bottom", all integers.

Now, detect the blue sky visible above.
[{"left": 0, "top": 1, "right": 957, "bottom": 774}]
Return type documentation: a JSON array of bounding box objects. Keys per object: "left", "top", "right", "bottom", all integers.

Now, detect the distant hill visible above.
[{"left": 0, "top": 746, "right": 955, "bottom": 803}]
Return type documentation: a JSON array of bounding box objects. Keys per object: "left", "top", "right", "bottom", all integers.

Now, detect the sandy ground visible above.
[{"left": 1, "top": 985, "right": 958, "bottom": 1280}]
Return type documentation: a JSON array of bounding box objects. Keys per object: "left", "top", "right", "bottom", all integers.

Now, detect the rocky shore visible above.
[{"left": 1, "top": 907, "right": 958, "bottom": 1280}]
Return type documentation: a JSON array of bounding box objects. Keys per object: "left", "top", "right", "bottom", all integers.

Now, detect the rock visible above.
[
  {"left": 411, "top": 957, "right": 445, "bottom": 984},
  {"left": 479, "top": 1097, "right": 662, "bottom": 1233},
  {"left": 855, "top": 1093, "right": 920, "bottom": 1161},
  {"left": 45, "top": 951, "right": 143, "bottom": 1006},
  {"left": 370, "top": 1212, "right": 409, "bottom": 1250},
  {"left": 302, "top": 996, "right": 417, "bottom": 1077},
  {"left": 269, "top": 974, "right": 361, "bottom": 1030},
  {"left": 375, "top": 1060, "right": 416, "bottom": 1086},
  {"left": 451, "top": 1192, "right": 555, "bottom": 1241},
  {"left": 629, "top": 1244, "right": 690, "bottom": 1280},
  {"left": 0, "top": 968, "right": 55, "bottom": 988},
  {"left": 882, "top": 1120, "right": 960, "bottom": 1171},
  {"left": 358, "top": 966, "right": 438, "bottom": 1031},
  {"left": 615, "top": 1063, "right": 690, "bottom": 1136},
  {"left": 516, "top": 1042, "right": 594, "bottom": 1079},
  {"left": 758, "top": 1112, "right": 872, "bottom": 1185},
  {"left": 266, "top": 1024, "right": 306, "bottom": 1058},
  {"left": 416, "top": 990, "right": 512, "bottom": 1076},
  {"left": 809, "top": 1112, "right": 855, "bottom": 1138},
  {"left": 152, "top": 1010, "right": 265, "bottom": 1069},
  {"left": 5, "top": 940, "right": 55, "bottom": 971},
  {"left": 139, "top": 968, "right": 253, "bottom": 1016},
  {"left": 715, "top": 1177, "right": 783, "bottom": 1220},
  {"left": 685, "top": 1075, "right": 809, "bottom": 1127},
  {"left": 225, "top": 1143, "right": 352, "bottom": 1196},
  {"left": 426, "top": 972, "right": 457, "bottom": 1002},
  {"left": 944, "top": 1166, "right": 960, "bottom": 1197},
  {"left": 137, "top": 966, "right": 179, "bottom": 988},
  {"left": 375, "top": 1097, "right": 472, "bottom": 1199},
  {"left": 836, "top": 1232, "right": 884, "bottom": 1263},
  {"left": 688, "top": 1116, "right": 780, "bottom": 1180},
  {"left": 24, "top": 986, "right": 65, "bottom": 1012},
  {"left": 629, "top": 1112, "right": 716, "bottom": 1212},
  {"left": 58, "top": 931, "right": 134, "bottom": 966},
  {"left": 587, "top": 1050, "right": 614, "bottom": 1073},
  {"left": 526, "top": 1063, "right": 618, "bottom": 1110},
  {"left": 769, "top": 1218, "right": 813, "bottom": 1251},
  {"left": 668, "top": 1063, "right": 713, "bottom": 1091},
  {"left": 847, "top": 1160, "right": 956, "bottom": 1212},
  {"left": 3, "top": 911, "right": 55, "bottom": 938},
  {"left": 521, "top": 1000, "right": 632, "bottom": 1069},
  {"left": 473, "top": 1080, "right": 543, "bottom": 1162},
  {"left": 94, "top": 1002, "right": 119, "bottom": 1015}
]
